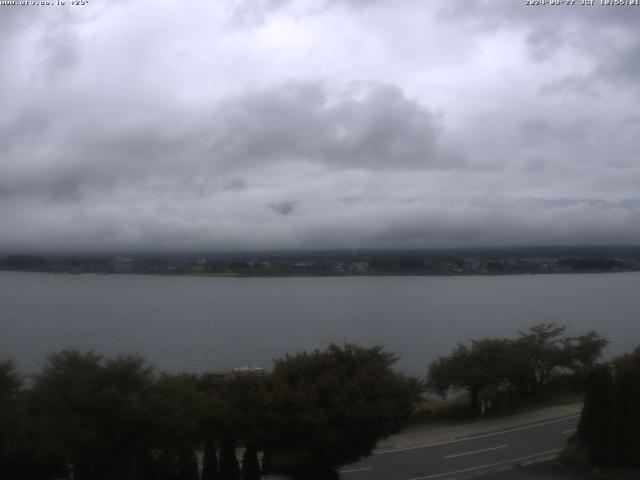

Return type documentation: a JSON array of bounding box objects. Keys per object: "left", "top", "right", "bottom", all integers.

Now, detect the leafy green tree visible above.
[
  {"left": 428, "top": 325, "right": 607, "bottom": 414},
  {"left": 0, "top": 359, "right": 67, "bottom": 480},
  {"left": 516, "top": 324, "right": 607, "bottom": 395},
  {"left": 148, "top": 373, "right": 203, "bottom": 453},
  {"left": 29, "top": 351, "right": 156, "bottom": 480},
  {"left": 261, "top": 344, "right": 419, "bottom": 479},
  {"left": 0, "top": 360, "right": 20, "bottom": 396},
  {"left": 515, "top": 323, "right": 569, "bottom": 394},
  {"left": 427, "top": 339, "right": 519, "bottom": 415},
  {"left": 197, "top": 373, "right": 226, "bottom": 444},
  {"left": 563, "top": 331, "right": 609, "bottom": 379},
  {"left": 0, "top": 360, "right": 22, "bottom": 471},
  {"left": 216, "top": 374, "right": 269, "bottom": 447}
]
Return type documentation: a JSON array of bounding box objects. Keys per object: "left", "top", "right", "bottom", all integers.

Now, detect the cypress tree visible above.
[
  {"left": 627, "top": 367, "right": 640, "bottom": 466},
  {"left": 577, "top": 365, "right": 598, "bottom": 445},
  {"left": 577, "top": 349, "right": 640, "bottom": 467},
  {"left": 177, "top": 449, "right": 199, "bottom": 480},
  {"left": 219, "top": 434, "right": 241, "bottom": 480},
  {"left": 241, "top": 444, "right": 260, "bottom": 480},
  {"left": 202, "top": 437, "right": 219, "bottom": 480},
  {"left": 585, "top": 365, "right": 613, "bottom": 464},
  {"left": 155, "top": 451, "right": 179, "bottom": 480},
  {"left": 609, "top": 350, "right": 640, "bottom": 466}
]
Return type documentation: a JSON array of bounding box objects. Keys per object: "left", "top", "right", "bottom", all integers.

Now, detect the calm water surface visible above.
[{"left": 1, "top": 272, "right": 638, "bottom": 376}]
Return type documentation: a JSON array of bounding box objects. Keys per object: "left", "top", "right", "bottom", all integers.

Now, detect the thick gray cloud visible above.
[
  {"left": 440, "top": 0, "right": 640, "bottom": 91},
  {"left": 0, "top": 82, "right": 448, "bottom": 202},
  {"left": 596, "top": 41, "right": 640, "bottom": 87},
  {"left": 0, "top": 0, "right": 639, "bottom": 252},
  {"left": 205, "top": 83, "right": 448, "bottom": 169}
]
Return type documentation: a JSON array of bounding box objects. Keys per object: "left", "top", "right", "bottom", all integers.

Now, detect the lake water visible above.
[{"left": 1, "top": 271, "right": 639, "bottom": 376}]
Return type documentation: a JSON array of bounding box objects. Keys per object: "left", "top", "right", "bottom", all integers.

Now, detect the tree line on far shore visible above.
[{"left": 1, "top": 323, "right": 636, "bottom": 479}]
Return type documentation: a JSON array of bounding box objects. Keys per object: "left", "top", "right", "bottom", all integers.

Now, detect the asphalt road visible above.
[
  {"left": 473, "top": 460, "right": 589, "bottom": 479},
  {"left": 339, "top": 414, "right": 580, "bottom": 480}
]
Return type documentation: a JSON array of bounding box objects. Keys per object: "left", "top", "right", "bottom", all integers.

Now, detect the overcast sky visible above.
[{"left": 1, "top": 0, "right": 639, "bottom": 252}]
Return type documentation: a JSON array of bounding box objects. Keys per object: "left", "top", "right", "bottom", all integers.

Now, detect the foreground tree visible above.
[
  {"left": 29, "top": 351, "right": 156, "bottom": 480},
  {"left": 147, "top": 372, "right": 204, "bottom": 476},
  {"left": 176, "top": 449, "right": 199, "bottom": 480},
  {"left": 3, "top": 344, "right": 418, "bottom": 479},
  {"left": 427, "top": 324, "right": 608, "bottom": 415},
  {"left": 1, "top": 359, "right": 68, "bottom": 480},
  {"left": 241, "top": 444, "right": 260, "bottom": 480},
  {"left": 201, "top": 436, "right": 218, "bottom": 480},
  {"left": 576, "top": 346, "right": 640, "bottom": 467},
  {"left": 218, "top": 434, "right": 241, "bottom": 480},
  {"left": 261, "top": 344, "right": 420, "bottom": 479},
  {"left": 427, "top": 339, "right": 519, "bottom": 415},
  {"left": 0, "top": 361, "right": 22, "bottom": 473},
  {"left": 516, "top": 324, "right": 607, "bottom": 395}
]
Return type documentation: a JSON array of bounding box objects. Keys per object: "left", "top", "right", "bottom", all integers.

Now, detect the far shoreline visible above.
[{"left": 3, "top": 268, "right": 640, "bottom": 279}]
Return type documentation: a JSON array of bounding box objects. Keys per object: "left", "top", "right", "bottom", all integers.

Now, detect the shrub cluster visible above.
[
  {"left": 0, "top": 345, "right": 419, "bottom": 480},
  {"left": 426, "top": 324, "right": 607, "bottom": 415}
]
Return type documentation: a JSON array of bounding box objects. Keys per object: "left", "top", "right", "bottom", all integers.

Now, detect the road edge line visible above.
[{"left": 374, "top": 414, "right": 580, "bottom": 455}]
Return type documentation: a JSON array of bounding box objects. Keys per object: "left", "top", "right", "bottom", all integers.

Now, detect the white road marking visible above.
[
  {"left": 443, "top": 444, "right": 508, "bottom": 459},
  {"left": 408, "top": 448, "right": 562, "bottom": 480},
  {"left": 562, "top": 428, "right": 577, "bottom": 434},
  {"left": 339, "top": 467, "right": 373, "bottom": 474},
  {"left": 374, "top": 414, "right": 579, "bottom": 455}
]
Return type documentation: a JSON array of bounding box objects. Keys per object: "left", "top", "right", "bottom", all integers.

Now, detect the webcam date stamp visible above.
[
  {"left": 524, "top": 0, "right": 639, "bottom": 5},
  {"left": 0, "top": 0, "right": 89, "bottom": 6}
]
